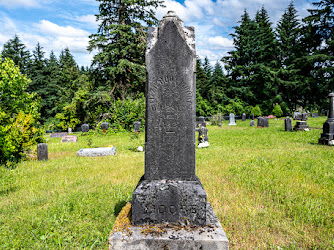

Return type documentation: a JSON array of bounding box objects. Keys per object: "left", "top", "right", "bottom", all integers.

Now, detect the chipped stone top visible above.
[{"left": 146, "top": 10, "right": 195, "bottom": 54}]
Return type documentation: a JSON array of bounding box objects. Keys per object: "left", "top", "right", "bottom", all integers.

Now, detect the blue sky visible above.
[{"left": 0, "top": 0, "right": 314, "bottom": 66}]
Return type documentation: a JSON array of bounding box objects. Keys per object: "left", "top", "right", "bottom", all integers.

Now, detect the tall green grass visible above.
[{"left": 0, "top": 118, "right": 333, "bottom": 249}]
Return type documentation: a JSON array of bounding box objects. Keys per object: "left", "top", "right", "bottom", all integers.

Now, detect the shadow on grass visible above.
[{"left": 114, "top": 200, "right": 128, "bottom": 217}]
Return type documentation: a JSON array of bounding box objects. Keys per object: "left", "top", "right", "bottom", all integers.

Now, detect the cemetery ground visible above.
[{"left": 1, "top": 118, "right": 333, "bottom": 249}]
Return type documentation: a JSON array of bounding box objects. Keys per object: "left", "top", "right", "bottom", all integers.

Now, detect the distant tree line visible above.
[
  {"left": 1, "top": 0, "right": 333, "bottom": 132},
  {"left": 197, "top": 1, "right": 333, "bottom": 116}
]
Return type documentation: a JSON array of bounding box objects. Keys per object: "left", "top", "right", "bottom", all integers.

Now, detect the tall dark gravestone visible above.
[
  {"left": 319, "top": 93, "right": 334, "bottom": 145},
  {"left": 109, "top": 11, "right": 228, "bottom": 249},
  {"left": 132, "top": 10, "right": 207, "bottom": 226},
  {"left": 285, "top": 117, "right": 292, "bottom": 132},
  {"left": 257, "top": 117, "right": 264, "bottom": 127},
  {"left": 37, "top": 143, "right": 48, "bottom": 161},
  {"left": 263, "top": 116, "right": 269, "bottom": 127}
]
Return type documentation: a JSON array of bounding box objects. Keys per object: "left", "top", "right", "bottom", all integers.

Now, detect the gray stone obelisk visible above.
[
  {"left": 109, "top": 11, "right": 228, "bottom": 250},
  {"left": 319, "top": 93, "right": 334, "bottom": 145}
]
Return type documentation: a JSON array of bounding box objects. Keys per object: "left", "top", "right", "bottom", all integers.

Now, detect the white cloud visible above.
[
  {"left": 0, "top": 0, "right": 40, "bottom": 8},
  {"left": 35, "top": 20, "right": 90, "bottom": 38},
  {"left": 207, "top": 36, "right": 234, "bottom": 50}
]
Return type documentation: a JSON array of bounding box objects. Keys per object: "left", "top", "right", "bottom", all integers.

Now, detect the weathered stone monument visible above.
[
  {"left": 228, "top": 113, "right": 236, "bottom": 125},
  {"left": 242, "top": 113, "right": 246, "bottom": 121},
  {"left": 257, "top": 117, "right": 264, "bottom": 127},
  {"left": 77, "top": 147, "right": 116, "bottom": 157},
  {"left": 37, "top": 143, "right": 48, "bottom": 161},
  {"left": 50, "top": 132, "right": 67, "bottom": 138},
  {"left": 263, "top": 116, "right": 269, "bottom": 127},
  {"left": 198, "top": 126, "right": 209, "bottom": 143},
  {"left": 250, "top": 120, "right": 255, "bottom": 127},
  {"left": 294, "top": 113, "right": 309, "bottom": 131},
  {"left": 197, "top": 116, "right": 206, "bottom": 127},
  {"left": 61, "top": 135, "right": 78, "bottom": 143},
  {"left": 319, "top": 93, "right": 334, "bottom": 145},
  {"left": 81, "top": 124, "right": 89, "bottom": 133},
  {"left": 109, "top": 11, "right": 228, "bottom": 249},
  {"left": 285, "top": 117, "right": 292, "bottom": 132},
  {"left": 101, "top": 122, "right": 109, "bottom": 130},
  {"left": 133, "top": 121, "right": 141, "bottom": 132}
]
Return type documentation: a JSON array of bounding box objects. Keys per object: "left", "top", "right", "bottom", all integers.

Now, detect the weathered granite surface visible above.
[
  {"left": 257, "top": 117, "right": 264, "bottom": 127},
  {"left": 132, "top": 10, "right": 208, "bottom": 226},
  {"left": 61, "top": 135, "right": 78, "bottom": 143},
  {"left": 37, "top": 143, "right": 48, "bottom": 161},
  {"left": 133, "top": 121, "right": 141, "bottom": 132},
  {"left": 133, "top": 180, "right": 207, "bottom": 226},
  {"left": 294, "top": 121, "right": 309, "bottom": 131},
  {"left": 77, "top": 147, "right": 116, "bottom": 157},
  {"left": 285, "top": 117, "right": 292, "bottom": 132},
  {"left": 101, "top": 122, "right": 109, "bottom": 130},
  {"left": 250, "top": 120, "right": 255, "bottom": 127},
  {"left": 109, "top": 203, "right": 229, "bottom": 250},
  {"left": 81, "top": 124, "right": 89, "bottom": 132},
  {"left": 242, "top": 113, "right": 246, "bottom": 121}
]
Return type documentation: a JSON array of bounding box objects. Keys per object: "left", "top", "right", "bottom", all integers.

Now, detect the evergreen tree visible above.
[
  {"left": 223, "top": 10, "right": 258, "bottom": 105},
  {"left": 276, "top": 2, "right": 304, "bottom": 111},
  {"left": 208, "top": 61, "right": 227, "bottom": 107},
  {"left": 88, "top": 0, "right": 164, "bottom": 99},
  {"left": 1, "top": 34, "right": 31, "bottom": 75},
  {"left": 304, "top": 0, "right": 334, "bottom": 109}
]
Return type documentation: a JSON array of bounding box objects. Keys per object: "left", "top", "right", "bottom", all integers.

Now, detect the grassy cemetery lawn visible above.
[{"left": 1, "top": 117, "right": 333, "bottom": 249}]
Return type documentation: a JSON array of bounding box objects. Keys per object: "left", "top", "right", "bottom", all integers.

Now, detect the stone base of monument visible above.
[
  {"left": 319, "top": 133, "right": 334, "bottom": 145},
  {"left": 109, "top": 202, "right": 229, "bottom": 250},
  {"left": 294, "top": 121, "right": 309, "bottom": 131}
]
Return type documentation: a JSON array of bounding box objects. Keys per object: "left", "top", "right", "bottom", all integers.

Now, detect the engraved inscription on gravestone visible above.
[
  {"left": 132, "top": 11, "right": 207, "bottom": 226},
  {"left": 285, "top": 117, "right": 292, "bottom": 132}
]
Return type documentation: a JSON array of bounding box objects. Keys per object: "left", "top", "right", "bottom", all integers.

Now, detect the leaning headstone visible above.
[
  {"left": 257, "top": 117, "right": 264, "bottom": 127},
  {"left": 61, "top": 135, "right": 78, "bottom": 143},
  {"left": 68, "top": 128, "right": 72, "bottom": 133},
  {"left": 285, "top": 117, "right": 292, "bottom": 132},
  {"left": 228, "top": 113, "right": 236, "bottom": 125},
  {"left": 263, "top": 116, "right": 269, "bottom": 127},
  {"left": 133, "top": 121, "right": 141, "bottom": 132},
  {"left": 77, "top": 147, "right": 116, "bottom": 157},
  {"left": 242, "top": 113, "right": 246, "bottom": 121},
  {"left": 109, "top": 11, "right": 228, "bottom": 249},
  {"left": 101, "top": 122, "right": 109, "bottom": 130},
  {"left": 37, "top": 143, "right": 48, "bottom": 161},
  {"left": 319, "top": 93, "right": 334, "bottom": 145},
  {"left": 81, "top": 124, "right": 89, "bottom": 133},
  {"left": 250, "top": 120, "right": 255, "bottom": 127},
  {"left": 50, "top": 132, "right": 67, "bottom": 138},
  {"left": 198, "top": 126, "right": 209, "bottom": 143}
]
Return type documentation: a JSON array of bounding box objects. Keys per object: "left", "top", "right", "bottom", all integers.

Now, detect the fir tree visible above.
[
  {"left": 88, "top": 0, "right": 164, "bottom": 99},
  {"left": 1, "top": 34, "right": 31, "bottom": 75}
]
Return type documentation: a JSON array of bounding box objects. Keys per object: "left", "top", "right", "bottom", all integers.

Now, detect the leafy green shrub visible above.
[
  {"left": 0, "top": 57, "right": 43, "bottom": 167},
  {"left": 108, "top": 95, "right": 145, "bottom": 131},
  {"left": 251, "top": 106, "right": 262, "bottom": 117},
  {"left": 272, "top": 104, "right": 283, "bottom": 117},
  {"left": 211, "top": 113, "right": 223, "bottom": 125},
  {"left": 223, "top": 98, "right": 244, "bottom": 115}
]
